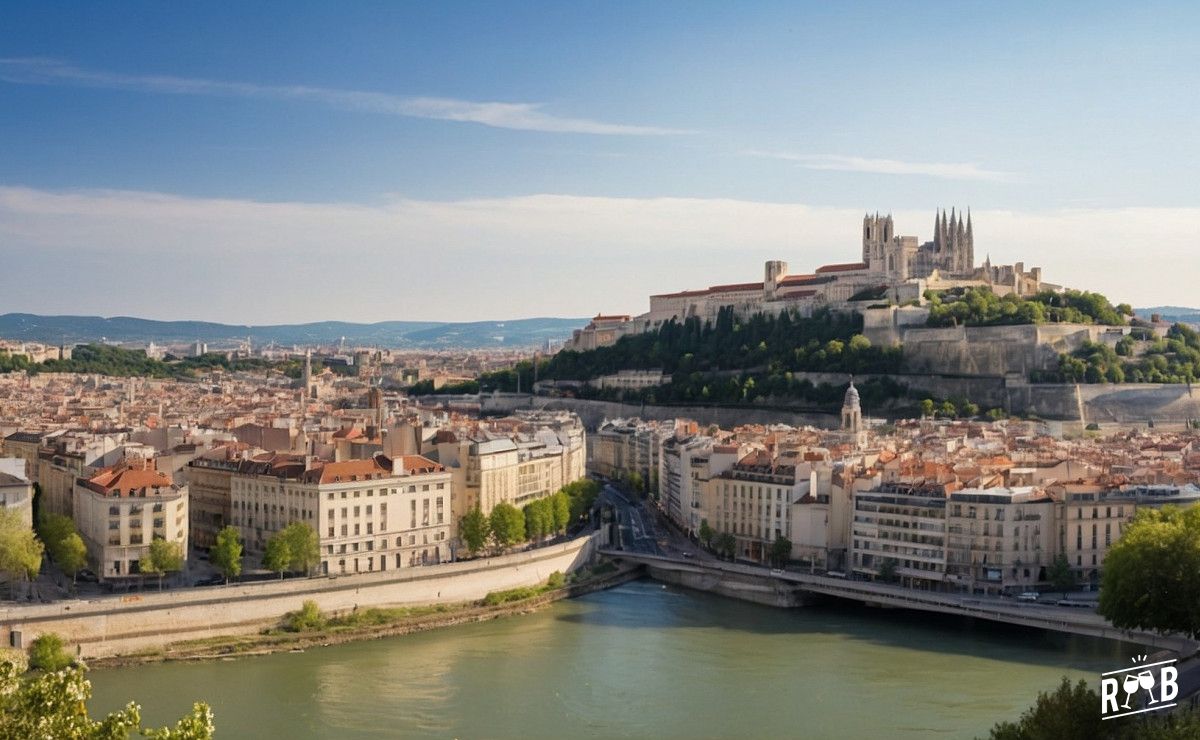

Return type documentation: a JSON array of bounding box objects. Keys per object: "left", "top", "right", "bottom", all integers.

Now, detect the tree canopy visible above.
[
  {"left": 209, "top": 526, "right": 243, "bottom": 583},
  {"left": 1099, "top": 506, "right": 1200, "bottom": 639},
  {"left": 488, "top": 503, "right": 525, "bottom": 551},
  {"left": 0, "top": 508, "right": 43, "bottom": 597},
  {"left": 459, "top": 507, "right": 489, "bottom": 557},
  {"left": 0, "top": 657, "right": 214, "bottom": 739}
]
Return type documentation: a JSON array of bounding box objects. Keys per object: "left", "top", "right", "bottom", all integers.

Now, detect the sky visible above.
[{"left": 1, "top": 1, "right": 1198, "bottom": 324}]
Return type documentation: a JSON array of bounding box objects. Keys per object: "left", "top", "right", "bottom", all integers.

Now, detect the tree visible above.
[
  {"left": 459, "top": 507, "right": 489, "bottom": 556},
  {"left": 489, "top": 502, "right": 526, "bottom": 551},
  {"left": 715, "top": 532, "right": 737, "bottom": 561},
  {"left": 209, "top": 526, "right": 243, "bottom": 583},
  {"left": 550, "top": 492, "right": 571, "bottom": 535},
  {"left": 920, "top": 398, "right": 935, "bottom": 418},
  {"left": 142, "top": 537, "right": 184, "bottom": 591},
  {"left": 279, "top": 521, "right": 320, "bottom": 575},
  {"left": 523, "top": 499, "right": 550, "bottom": 542},
  {"left": 769, "top": 536, "right": 792, "bottom": 568},
  {"left": 626, "top": 470, "right": 645, "bottom": 496},
  {"left": 698, "top": 519, "right": 714, "bottom": 550},
  {"left": 0, "top": 656, "right": 214, "bottom": 739},
  {"left": 27, "top": 633, "right": 72, "bottom": 672},
  {"left": 1099, "top": 506, "right": 1200, "bottom": 639},
  {"left": 58, "top": 533, "right": 87, "bottom": 585},
  {"left": 0, "top": 508, "right": 43, "bottom": 598},
  {"left": 877, "top": 557, "right": 899, "bottom": 584},
  {"left": 1047, "top": 553, "right": 1075, "bottom": 598},
  {"left": 938, "top": 400, "right": 957, "bottom": 419},
  {"left": 987, "top": 677, "right": 1104, "bottom": 740},
  {"left": 263, "top": 535, "right": 291, "bottom": 579}
]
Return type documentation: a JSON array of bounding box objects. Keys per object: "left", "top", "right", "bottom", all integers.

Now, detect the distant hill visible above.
[
  {"left": 0, "top": 313, "right": 587, "bottom": 349},
  {"left": 1135, "top": 306, "right": 1200, "bottom": 325}
]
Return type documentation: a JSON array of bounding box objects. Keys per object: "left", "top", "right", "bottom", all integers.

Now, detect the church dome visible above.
[{"left": 843, "top": 380, "right": 860, "bottom": 409}]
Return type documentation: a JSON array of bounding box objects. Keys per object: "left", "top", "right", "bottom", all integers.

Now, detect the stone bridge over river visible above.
[{"left": 601, "top": 550, "right": 1198, "bottom": 656}]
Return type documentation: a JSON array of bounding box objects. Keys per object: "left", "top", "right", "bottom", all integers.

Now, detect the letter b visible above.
[{"left": 1160, "top": 666, "right": 1179, "bottom": 703}]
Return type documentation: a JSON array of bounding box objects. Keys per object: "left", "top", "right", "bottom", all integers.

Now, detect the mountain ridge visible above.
[{"left": 0, "top": 313, "right": 588, "bottom": 349}]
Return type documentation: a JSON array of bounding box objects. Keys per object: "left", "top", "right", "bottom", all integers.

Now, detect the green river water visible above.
[{"left": 88, "top": 580, "right": 1133, "bottom": 739}]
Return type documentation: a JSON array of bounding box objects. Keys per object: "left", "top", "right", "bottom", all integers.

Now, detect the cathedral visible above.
[{"left": 862, "top": 208, "right": 975, "bottom": 281}]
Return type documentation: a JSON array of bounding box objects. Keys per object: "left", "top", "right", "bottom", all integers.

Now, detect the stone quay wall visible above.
[{"left": 0, "top": 534, "right": 598, "bottom": 659}]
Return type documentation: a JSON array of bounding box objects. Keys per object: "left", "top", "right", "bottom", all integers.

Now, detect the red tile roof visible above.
[{"left": 815, "top": 262, "right": 869, "bottom": 274}]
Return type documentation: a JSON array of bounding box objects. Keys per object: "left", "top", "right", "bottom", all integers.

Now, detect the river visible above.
[{"left": 88, "top": 580, "right": 1133, "bottom": 739}]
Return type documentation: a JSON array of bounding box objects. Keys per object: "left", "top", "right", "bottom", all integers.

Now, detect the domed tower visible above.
[{"left": 841, "top": 377, "right": 862, "bottom": 433}]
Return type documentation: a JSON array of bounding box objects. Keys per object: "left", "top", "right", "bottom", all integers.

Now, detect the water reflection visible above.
[{"left": 89, "top": 580, "right": 1134, "bottom": 739}]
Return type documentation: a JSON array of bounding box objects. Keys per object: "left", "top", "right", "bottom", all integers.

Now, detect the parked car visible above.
[
  {"left": 75, "top": 569, "right": 99, "bottom": 583},
  {"left": 1018, "top": 591, "right": 1040, "bottom": 602}
]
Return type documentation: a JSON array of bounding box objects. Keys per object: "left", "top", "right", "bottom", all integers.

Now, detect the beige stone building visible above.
[
  {"left": 73, "top": 461, "right": 189, "bottom": 581},
  {"left": 0, "top": 459, "right": 33, "bottom": 529},
  {"left": 231, "top": 453, "right": 453, "bottom": 575},
  {"left": 945, "top": 487, "right": 1056, "bottom": 595},
  {"left": 707, "top": 448, "right": 812, "bottom": 563}
]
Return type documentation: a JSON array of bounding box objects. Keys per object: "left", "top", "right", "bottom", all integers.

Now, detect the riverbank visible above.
[
  {"left": 3, "top": 533, "right": 600, "bottom": 659},
  {"left": 88, "top": 561, "right": 637, "bottom": 669}
]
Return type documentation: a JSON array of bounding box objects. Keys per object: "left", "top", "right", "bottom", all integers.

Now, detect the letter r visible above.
[{"left": 1101, "top": 678, "right": 1120, "bottom": 714}]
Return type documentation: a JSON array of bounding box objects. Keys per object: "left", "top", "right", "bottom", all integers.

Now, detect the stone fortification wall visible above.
[
  {"left": 898, "top": 324, "right": 1107, "bottom": 377},
  {"left": 0, "top": 535, "right": 597, "bottom": 659}
]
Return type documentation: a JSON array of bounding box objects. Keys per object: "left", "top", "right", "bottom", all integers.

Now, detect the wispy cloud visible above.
[
  {"left": 744, "top": 150, "right": 1014, "bottom": 182},
  {"left": 0, "top": 57, "right": 689, "bottom": 136},
  {"left": 0, "top": 186, "right": 1193, "bottom": 322}
]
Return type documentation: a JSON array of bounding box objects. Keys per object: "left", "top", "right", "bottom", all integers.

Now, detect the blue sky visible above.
[{"left": 1, "top": 2, "right": 1197, "bottom": 323}]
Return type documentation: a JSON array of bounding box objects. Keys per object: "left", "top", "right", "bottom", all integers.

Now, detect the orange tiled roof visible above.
[{"left": 815, "top": 262, "right": 869, "bottom": 274}]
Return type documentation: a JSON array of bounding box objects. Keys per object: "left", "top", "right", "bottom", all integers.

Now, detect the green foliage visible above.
[
  {"left": 283, "top": 600, "right": 327, "bottom": 632},
  {"left": 144, "top": 537, "right": 184, "bottom": 574},
  {"left": 920, "top": 398, "right": 935, "bottom": 417},
  {"left": 482, "top": 585, "right": 542, "bottom": 606},
  {"left": 547, "top": 570, "right": 566, "bottom": 589},
  {"left": 28, "top": 633, "right": 73, "bottom": 672},
  {"left": 1047, "top": 553, "right": 1075, "bottom": 596},
  {"left": 263, "top": 534, "right": 291, "bottom": 578},
  {"left": 1047, "top": 323, "right": 1200, "bottom": 384},
  {"left": 1099, "top": 506, "right": 1200, "bottom": 639},
  {"left": 459, "top": 507, "right": 489, "bottom": 556},
  {"left": 209, "top": 526, "right": 243, "bottom": 582},
  {"left": 488, "top": 502, "right": 526, "bottom": 550},
  {"left": 562, "top": 479, "right": 601, "bottom": 523},
  {"left": 37, "top": 513, "right": 87, "bottom": 578},
  {"left": 714, "top": 532, "right": 737, "bottom": 560},
  {"left": 0, "top": 508, "right": 43, "bottom": 595},
  {"left": 698, "top": 519, "right": 714, "bottom": 549},
  {"left": 266, "top": 521, "right": 320, "bottom": 575},
  {"left": 769, "top": 536, "right": 792, "bottom": 568},
  {"left": 522, "top": 497, "right": 554, "bottom": 541},
  {"left": 550, "top": 491, "right": 571, "bottom": 534},
  {"left": 926, "top": 287, "right": 1125, "bottom": 328},
  {"left": 877, "top": 558, "right": 899, "bottom": 583},
  {"left": 536, "top": 308, "right": 904, "bottom": 407},
  {"left": 986, "top": 677, "right": 1103, "bottom": 740},
  {"left": 984, "top": 675, "right": 1200, "bottom": 740},
  {"left": 19, "top": 343, "right": 279, "bottom": 380}
]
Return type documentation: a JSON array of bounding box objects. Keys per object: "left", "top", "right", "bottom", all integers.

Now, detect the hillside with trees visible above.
[{"left": 925, "top": 287, "right": 1131, "bottom": 328}]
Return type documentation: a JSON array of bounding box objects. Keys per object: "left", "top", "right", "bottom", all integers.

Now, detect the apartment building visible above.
[
  {"left": 660, "top": 434, "right": 713, "bottom": 536},
  {"left": 186, "top": 446, "right": 244, "bottom": 550},
  {"left": 945, "top": 487, "right": 1056, "bottom": 595},
  {"left": 589, "top": 418, "right": 665, "bottom": 490},
  {"left": 851, "top": 482, "right": 949, "bottom": 590},
  {"left": 708, "top": 448, "right": 809, "bottom": 562},
  {"left": 231, "top": 453, "right": 453, "bottom": 575},
  {"left": 73, "top": 461, "right": 189, "bottom": 581}
]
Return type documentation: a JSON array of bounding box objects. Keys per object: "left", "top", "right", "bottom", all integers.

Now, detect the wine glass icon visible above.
[
  {"left": 1139, "top": 670, "right": 1158, "bottom": 704},
  {"left": 1121, "top": 673, "right": 1141, "bottom": 709}
]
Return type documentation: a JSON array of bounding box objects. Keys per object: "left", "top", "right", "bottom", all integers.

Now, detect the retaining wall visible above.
[{"left": 0, "top": 534, "right": 597, "bottom": 659}]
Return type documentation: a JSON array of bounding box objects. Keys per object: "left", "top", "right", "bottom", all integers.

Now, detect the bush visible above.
[
  {"left": 482, "top": 586, "right": 541, "bottom": 606},
  {"left": 27, "top": 633, "right": 72, "bottom": 672},
  {"left": 283, "top": 600, "right": 326, "bottom": 632},
  {"left": 547, "top": 571, "right": 566, "bottom": 589}
]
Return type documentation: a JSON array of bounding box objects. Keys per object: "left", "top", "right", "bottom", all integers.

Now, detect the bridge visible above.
[{"left": 600, "top": 549, "right": 1198, "bottom": 655}]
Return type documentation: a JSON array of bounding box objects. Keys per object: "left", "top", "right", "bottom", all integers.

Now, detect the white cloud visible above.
[
  {"left": 0, "top": 58, "right": 689, "bottom": 136},
  {"left": 0, "top": 186, "right": 1194, "bottom": 322},
  {"left": 745, "top": 150, "right": 1014, "bottom": 182}
]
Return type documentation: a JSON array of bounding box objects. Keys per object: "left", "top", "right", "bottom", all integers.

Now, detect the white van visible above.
[{"left": 1018, "top": 592, "right": 1040, "bottom": 602}]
